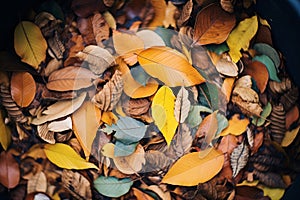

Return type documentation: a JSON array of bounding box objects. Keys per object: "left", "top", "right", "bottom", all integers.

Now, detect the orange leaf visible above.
[
  {"left": 101, "top": 111, "right": 118, "bottom": 126},
  {"left": 221, "top": 77, "right": 236, "bottom": 102},
  {"left": 220, "top": 114, "right": 249, "bottom": 136},
  {"left": 193, "top": 3, "right": 236, "bottom": 45},
  {"left": 10, "top": 72, "right": 36, "bottom": 108},
  {"left": 243, "top": 61, "right": 269, "bottom": 93},
  {"left": 162, "top": 148, "right": 224, "bottom": 186}
]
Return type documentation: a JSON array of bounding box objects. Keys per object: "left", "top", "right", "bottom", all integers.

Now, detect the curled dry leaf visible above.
[
  {"left": 92, "top": 12, "right": 110, "bottom": 46},
  {"left": 10, "top": 72, "right": 36, "bottom": 108},
  {"left": 37, "top": 123, "right": 56, "bottom": 144},
  {"left": 215, "top": 56, "right": 239, "bottom": 77},
  {"left": 285, "top": 105, "right": 299, "bottom": 130},
  {"left": 136, "top": 29, "right": 166, "bottom": 49},
  {"left": 193, "top": 3, "right": 236, "bottom": 45},
  {"left": 76, "top": 45, "right": 115, "bottom": 75},
  {"left": 46, "top": 66, "right": 98, "bottom": 91},
  {"left": 92, "top": 70, "right": 123, "bottom": 111},
  {"left": 220, "top": 0, "right": 235, "bottom": 13},
  {"left": 27, "top": 171, "right": 47, "bottom": 194},
  {"left": 176, "top": 0, "right": 193, "bottom": 27}
]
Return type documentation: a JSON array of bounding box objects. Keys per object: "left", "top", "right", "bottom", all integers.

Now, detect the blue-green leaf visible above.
[
  {"left": 111, "top": 116, "right": 147, "bottom": 144},
  {"left": 216, "top": 113, "right": 228, "bottom": 137},
  {"left": 251, "top": 102, "right": 272, "bottom": 126},
  {"left": 114, "top": 141, "right": 138, "bottom": 157},
  {"left": 253, "top": 55, "right": 281, "bottom": 82},
  {"left": 185, "top": 105, "right": 212, "bottom": 128},
  {"left": 130, "top": 65, "right": 151, "bottom": 86},
  {"left": 94, "top": 176, "right": 133, "bottom": 198},
  {"left": 206, "top": 43, "right": 229, "bottom": 55},
  {"left": 253, "top": 43, "right": 280, "bottom": 70}
]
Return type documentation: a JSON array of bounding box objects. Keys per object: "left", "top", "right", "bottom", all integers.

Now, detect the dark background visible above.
[{"left": 0, "top": 0, "right": 300, "bottom": 199}]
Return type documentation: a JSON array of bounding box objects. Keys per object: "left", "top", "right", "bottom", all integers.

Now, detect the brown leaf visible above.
[
  {"left": 220, "top": 0, "right": 235, "bottom": 13},
  {"left": 71, "top": 0, "right": 106, "bottom": 18},
  {"left": 132, "top": 187, "right": 155, "bottom": 200},
  {"left": 253, "top": 170, "right": 286, "bottom": 188},
  {"left": 235, "top": 185, "right": 269, "bottom": 200},
  {"left": 177, "top": 0, "right": 193, "bottom": 27},
  {"left": 269, "top": 103, "right": 286, "bottom": 144},
  {"left": 255, "top": 25, "right": 273, "bottom": 46},
  {"left": 92, "top": 12, "right": 110, "bottom": 46},
  {"left": 10, "top": 72, "right": 36, "bottom": 108},
  {"left": 217, "top": 134, "right": 238, "bottom": 155},
  {"left": 243, "top": 61, "right": 269, "bottom": 93},
  {"left": 193, "top": 3, "right": 236, "bottom": 45},
  {"left": 47, "top": 31, "right": 65, "bottom": 60},
  {"left": 0, "top": 151, "right": 20, "bottom": 188},
  {"left": 37, "top": 123, "right": 55, "bottom": 144},
  {"left": 64, "top": 34, "right": 85, "bottom": 67},
  {"left": 123, "top": 98, "right": 151, "bottom": 117},
  {"left": 285, "top": 105, "right": 299, "bottom": 130},
  {"left": 251, "top": 131, "right": 264, "bottom": 155},
  {"left": 92, "top": 70, "right": 123, "bottom": 111},
  {"left": 77, "top": 17, "right": 97, "bottom": 46},
  {"left": 46, "top": 66, "right": 98, "bottom": 91},
  {"left": 27, "top": 171, "right": 47, "bottom": 194}
]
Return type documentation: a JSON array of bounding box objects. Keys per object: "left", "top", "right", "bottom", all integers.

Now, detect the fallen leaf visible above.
[
  {"left": 148, "top": 0, "right": 167, "bottom": 27},
  {"left": 163, "top": 1, "right": 177, "bottom": 28},
  {"left": 132, "top": 187, "right": 155, "bottom": 200},
  {"left": 137, "top": 46, "right": 205, "bottom": 87},
  {"left": 161, "top": 148, "right": 224, "bottom": 186},
  {"left": 14, "top": 21, "right": 47, "bottom": 70},
  {"left": 0, "top": 151, "right": 20, "bottom": 188},
  {"left": 72, "top": 101, "right": 102, "bottom": 159},
  {"left": 221, "top": 77, "right": 236, "bottom": 102},
  {"left": 193, "top": 3, "right": 236, "bottom": 45},
  {"left": 46, "top": 66, "right": 98, "bottom": 91},
  {"left": 227, "top": 15, "right": 258, "bottom": 62},
  {"left": 103, "top": 11, "right": 117, "bottom": 30},
  {"left": 27, "top": 171, "right": 47, "bottom": 194},
  {"left": 101, "top": 111, "right": 118, "bottom": 126},
  {"left": 113, "top": 31, "right": 144, "bottom": 56},
  {"left": 257, "top": 183, "right": 285, "bottom": 200},
  {"left": 215, "top": 57, "right": 239, "bottom": 77},
  {"left": 174, "top": 86, "right": 191, "bottom": 123},
  {"left": 253, "top": 55, "right": 280, "bottom": 82},
  {"left": 136, "top": 29, "right": 166, "bottom": 49},
  {"left": 251, "top": 102, "right": 272, "bottom": 127},
  {"left": 0, "top": 110, "right": 12, "bottom": 150},
  {"left": 281, "top": 125, "right": 300, "bottom": 147},
  {"left": 286, "top": 105, "right": 299, "bottom": 130},
  {"left": 43, "top": 143, "right": 99, "bottom": 170},
  {"left": 151, "top": 86, "right": 178, "bottom": 145},
  {"left": 10, "top": 72, "right": 36, "bottom": 108},
  {"left": 230, "top": 141, "right": 249, "bottom": 177},
  {"left": 94, "top": 176, "right": 133, "bottom": 198},
  {"left": 92, "top": 12, "right": 110, "bottom": 46},
  {"left": 253, "top": 43, "right": 280, "bottom": 70},
  {"left": 220, "top": 114, "right": 249, "bottom": 136}
]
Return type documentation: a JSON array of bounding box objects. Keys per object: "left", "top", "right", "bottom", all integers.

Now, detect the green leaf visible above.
[
  {"left": 130, "top": 65, "right": 151, "bottom": 86},
  {"left": 43, "top": 143, "right": 98, "bottom": 170},
  {"left": 114, "top": 141, "right": 138, "bottom": 157},
  {"left": 186, "top": 105, "right": 212, "bottom": 128},
  {"left": 251, "top": 102, "right": 272, "bottom": 126},
  {"left": 109, "top": 116, "right": 147, "bottom": 144},
  {"left": 94, "top": 176, "right": 133, "bottom": 198},
  {"left": 206, "top": 43, "right": 229, "bottom": 55},
  {"left": 253, "top": 55, "right": 281, "bottom": 82},
  {"left": 198, "top": 82, "right": 220, "bottom": 111},
  {"left": 216, "top": 113, "right": 228, "bottom": 137},
  {"left": 253, "top": 43, "right": 280, "bottom": 70}
]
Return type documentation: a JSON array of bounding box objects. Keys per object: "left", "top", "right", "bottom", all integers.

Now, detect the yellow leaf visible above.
[
  {"left": 113, "top": 31, "right": 144, "bottom": 56},
  {"left": 237, "top": 180, "right": 259, "bottom": 187},
  {"left": 148, "top": 0, "right": 167, "bottom": 28},
  {"left": 0, "top": 110, "right": 11, "bottom": 150},
  {"left": 227, "top": 15, "right": 258, "bottom": 63},
  {"left": 101, "top": 143, "right": 115, "bottom": 158},
  {"left": 43, "top": 143, "right": 98, "bottom": 170},
  {"left": 116, "top": 57, "right": 159, "bottom": 98},
  {"left": 257, "top": 184, "right": 285, "bottom": 200},
  {"left": 72, "top": 101, "right": 102, "bottom": 159},
  {"left": 220, "top": 114, "right": 249, "bottom": 136},
  {"left": 101, "top": 111, "right": 118, "bottom": 126},
  {"left": 103, "top": 11, "right": 117, "bottom": 30},
  {"left": 137, "top": 46, "right": 205, "bottom": 87},
  {"left": 221, "top": 77, "right": 236, "bottom": 102},
  {"left": 281, "top": 125, "right": 300, "bottom": 147},
  {"left": 14, "top": 21, "right": 47, "bottom": 70},
  {"left": 162, "top": 148, "right": 224, "bottom": 186},
  {"left": 152, "top": 86, "right": 178, "bottom": 145},
  {"left": 259, "top": 17, "right": 271, "bottom": 29}
]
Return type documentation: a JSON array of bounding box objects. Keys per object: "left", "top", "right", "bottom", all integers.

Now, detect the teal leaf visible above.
[
  {"left": 215, "top": 113, "right": 228, "bottom": 137},
  {"left": 94, "top": 176, "right": 133, "bottom": 198},
  {"left": 130, "top": 65, "right": 151, "bottom": 86},
  {"left": 154, "top": 27, "right": 176, "bottom": 48},
  {"left": 112, "top": 116, "right": 147, "bottom": 144},
  {"left": 253, "top": 43, "right": 280, "bottom": 70},
  {"left": 206, "top": 43, "right": 229, "bottom": 55},
  {"left": 253, "top": 55, "right": 281, "bottom": 82},
  {"left": 114, "top": 141, "right": 138, "bottom": 157},
  {"left": 251, "top": 102, "right": 272, "bottom": 126},
  {"left": 185, "top": 105, "right": 212, "bottom": 128}
]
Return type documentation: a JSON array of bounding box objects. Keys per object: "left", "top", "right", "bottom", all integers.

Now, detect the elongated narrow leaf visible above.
[
  {"left": 47, "top": 66, "right": 98, "bottom": 91},
  {"left": 31, "top": 92, "right": 86, "bottom": 125},
  {"left": 72, "top": 101, "right": 102, "bottom": 158},
  {"left": 10, "top": 72, "right": 36, "bottom": 108},
  {"left": 43, "top": 143, "right": 98, "bottom": 170},
  {"left": 174, "top": 86, "right": 191, "bottom": 123},
  {"left": 0, "top": 151, "right": 20, "bottom": 188},
  {"left": 0, "top": 110, "right": 11, "bottom": 150},
  {"left": 94, "top": 176, "right": 133, "bottom": 198},
  {"left": 227, "top": 15, "right": 258, "bottom": 63},
  {"left": 137, "top": 46, "right": 205, "bottom": 87},
  {"left": 193, "top": 3, "right": 236, "bottom": 45},
  {"left": 162, "top": 148, "right": 224, "bottom": 186},
  {"left": 152, "top": 86, "right": 178, "bottom": 145},
  {"left": 14, "top": 21, "right": 47, "bottom": 70}
]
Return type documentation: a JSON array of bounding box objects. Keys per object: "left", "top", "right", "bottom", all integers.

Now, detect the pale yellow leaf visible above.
[
  {"left": 162, "top": 148, "right": 224, "bottom": 186},
  {"left": 43, "top": 143, "right": 98, "bottom": 170},
  {"left": 72, "top": 101, "right": 102, "bottom": 159},
  {"left": 47, "top": 117, "right": 72, "bottom": 132},
  {"left": 103, "top": 11, "right": 117, "bottom": 30},
  {"left": 257, "top": 184, "right": 285, "bottom": 200},
  {"left": 174, "top": 86, "right": 191, "bottom": 123},
  {"left": 151, "top": 86, "right": 178, "bottom": 146},
  {"left": 113, "top": 31, "right": 144, "bottom": 55},
  {"left": 136, "top": 29, "right": 166, "bottom": 49}
]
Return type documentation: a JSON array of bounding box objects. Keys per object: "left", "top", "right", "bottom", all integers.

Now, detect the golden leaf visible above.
[
  {"left": 220, "top": 114, "right": 249, "bottom": 136},
  {"left": 281, "top": 125, "right": 300, "bottom": 147},
  {"left": 0, "top": 110, "right": 11, "bottom": 150},
  {"left": 72, "top": 101, "right": 102, "bottom": 159},
  {"left": 101, "top": 111, "right": 118, "bottom": 126},
  {"left": 161, "top": 148, "right": 224, "bottom": 186},
  {"left": 14, "top": 21, "right": 47, "bottom": 70},
  {"left": 151, "top": 86, "right": 178, "bottom": 145},
  {"left": 221, "top": 77, "right": 236, "bottom": 102},
  {"left": 227, "top": 15, "right": 258, "bottom": 62},
  {"left": 43, "top": 143, "right": 98, "bottom": 170},
  {"left": 137, "top": 46, "right": 205, "bottom": 87},
  {"left": 148, "top": 0, "right": 167, "bottom": 27}
]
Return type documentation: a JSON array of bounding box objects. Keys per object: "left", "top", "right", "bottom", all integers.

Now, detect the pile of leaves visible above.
[{"left": 0, "top": 0, "right": 300, "bottom": 199}]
